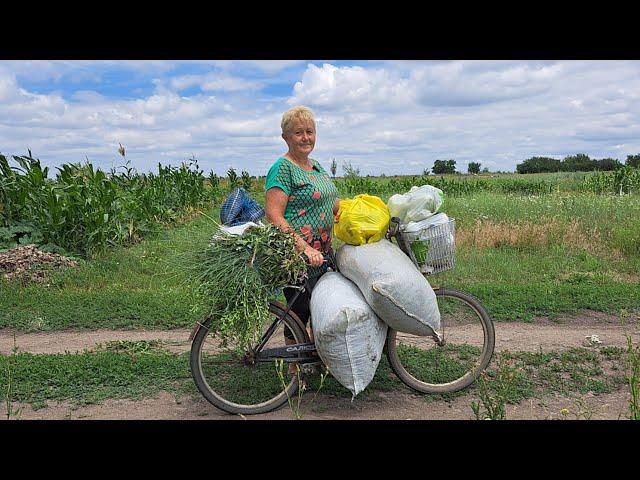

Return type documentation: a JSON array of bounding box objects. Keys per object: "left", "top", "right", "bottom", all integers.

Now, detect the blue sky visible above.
[{"left": 1, "top": 60, "right": 639, "bottom": 176}]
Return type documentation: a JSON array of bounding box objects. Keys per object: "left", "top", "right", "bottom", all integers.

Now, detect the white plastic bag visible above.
[
  {"left": 403, "top": 213, "right": 455, "bottom": 274},
  {"left": 387, "top": 185, "right": 444, "bottom": 225},
  {"left": 310, "top": 272, "right": 388, "bottom": 397},
  {"left": 403, "top": 212, "right": 450, "bottom": 235},
  {"left": 336, "top": 239, "right": 441, "bottom": 338},
  {"left": 218, "top": 221, "right": 263, "bottom": 236}
]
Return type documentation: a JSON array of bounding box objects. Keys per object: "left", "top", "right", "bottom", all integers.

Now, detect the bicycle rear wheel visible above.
[
  {"left": 190, "top": 302, "right": 309, "bottom": 415},
  {"left": 386, "top": 288, "right": 495, "bottom": 394}
]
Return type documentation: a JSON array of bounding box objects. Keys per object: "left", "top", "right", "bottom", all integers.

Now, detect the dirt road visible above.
[{"left": 1, "top": 310, "right": 638, "bottom": 420}]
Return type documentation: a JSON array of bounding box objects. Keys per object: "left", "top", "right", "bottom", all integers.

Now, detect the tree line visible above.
[
  {"left": 516, "top": 154, "right": 640, "bottom": 174},
  {"left": 426, "top": 154, "right": 640, "bottom": 175}
]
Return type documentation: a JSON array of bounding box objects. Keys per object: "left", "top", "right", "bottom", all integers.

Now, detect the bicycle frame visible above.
[
  {"left": 252, "top": 216, "right": 432, "bottom": 364},
  {"left": 253, "top": 270, "right": 324, "bottom": 364}
]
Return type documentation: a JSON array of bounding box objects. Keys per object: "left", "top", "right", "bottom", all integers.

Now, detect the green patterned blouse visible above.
[{"left": 265, "top": 157, "right": 339, "bottom": 277}]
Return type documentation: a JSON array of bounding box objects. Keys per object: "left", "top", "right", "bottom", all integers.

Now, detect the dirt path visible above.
[
  {"left": 2, "top": 311, "right": 638, "bottom": 355},
  {"left": 1, "top": 386, "right": 632, "bottom": 420},
  {"left": 1, "top": 310, "right": 638, "bottom": 420}
]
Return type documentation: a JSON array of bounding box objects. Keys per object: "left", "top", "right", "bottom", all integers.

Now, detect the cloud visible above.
[
  {"left": 288, "top": 63, "right": 413, "bottom": 110},
  {"left": 288, "top": 61, "right": 565, "bottom": 112},
  {"left": 167, "top": 73, "right": 263, "bottom": 92},
  {"left": 2, "top": 60, "right": 640, "bottom": 176}
]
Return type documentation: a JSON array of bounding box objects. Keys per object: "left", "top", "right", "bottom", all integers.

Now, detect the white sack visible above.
[
  {"left": 336, "top": 239, "right": 442, "bottom": 338},
  {"left": 310, "top": 272, "right": 387, "bottom": 397},
  {"left": 387, "top": 185, "right": 443, "bottom": 225}
]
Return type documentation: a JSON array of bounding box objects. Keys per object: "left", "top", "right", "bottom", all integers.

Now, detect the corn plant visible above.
[
  {"left": 208, "top": 170, "right": 221, "bottom": 200},
  {"left": 0, "top": 151, "right": 212, "bottom": 257},
  {"left": 241, "top": 170, "right": 253, "bottom": 191},
  {"left": 227, "top": 167, "right": 239, "bottom": 192}
]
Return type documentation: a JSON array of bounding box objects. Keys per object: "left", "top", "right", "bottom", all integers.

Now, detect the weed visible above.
[
  {"left": 471, "top": 354, "right": 522, "bottom": 420},
  {"left": 275, "top": 359, "right": 306, "bottom": 420},
  {"left": 624, "top": 335, "right": 640, "bottom": 420},
  {"left": 4, "top": 332, "right": 23, "bottom": 419}
]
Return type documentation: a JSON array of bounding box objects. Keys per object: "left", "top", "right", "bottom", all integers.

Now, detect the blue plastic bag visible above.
[{"left": 220, "top": 188, "right": 265, "bottom": 226}]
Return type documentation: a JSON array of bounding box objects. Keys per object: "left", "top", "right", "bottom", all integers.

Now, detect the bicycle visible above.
[{"left": 189, "top": 216, "right": 495, "bottom": 415}]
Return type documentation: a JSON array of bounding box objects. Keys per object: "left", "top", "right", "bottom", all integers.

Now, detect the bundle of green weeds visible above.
[{"left": 193, "top": 223, "right": 307, "bottom": 349}]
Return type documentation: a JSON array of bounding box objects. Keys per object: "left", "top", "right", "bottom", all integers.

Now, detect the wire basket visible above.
[{"left": 403, "top": 218, "right": 456, "bottom": 275}]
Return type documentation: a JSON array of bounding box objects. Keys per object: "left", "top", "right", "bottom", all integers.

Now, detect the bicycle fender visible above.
[{"left": 188, "top": 320, "right": 209, "bottom": 342}]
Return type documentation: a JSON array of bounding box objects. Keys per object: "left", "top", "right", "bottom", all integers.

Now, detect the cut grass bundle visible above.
[{"left": 192, "top": 223, "right": 307, "bottom": 349}]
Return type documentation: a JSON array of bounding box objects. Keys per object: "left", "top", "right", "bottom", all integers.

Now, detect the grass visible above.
[
  {"left": 0, "top": 206, "right": 220, "bottom": 331},
  {"left": 0, "top": 344, "right": 628, "bottom": 411},
  {"left": 2, "top": 190, "right": 639, "bottom": 329},
  {"left": 436, "top": 244, "right": 640, "bottom": 321}
]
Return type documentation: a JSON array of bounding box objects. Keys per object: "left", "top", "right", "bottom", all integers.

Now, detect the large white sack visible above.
[
  {"left": 310, "top": 272, "right": 388, "bottom": 398},
  {"left": 387, "top": 185, "right": 443, "bottom": 225},
  {"left": 336, "top": 239, "right": 442, "bottom": 338}
]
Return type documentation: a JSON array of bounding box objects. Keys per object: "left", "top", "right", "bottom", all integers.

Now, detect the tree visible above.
[
  {"left": 595, "top": 158, "right": 623, "bottom": 171},
  {"left": 432, "top": 159, "right": 456, "bottom": 175},
  {"left": 626, "top": 154, "right": 640, "bottom": 168},
  {"left": 516, "top": 156, "right": 562, "bottom": 174},
  {"left": 468, "top": 162, "right": 481, "bottom": 174},
  {"left": 342, "top": 161, "right": 360, "bottom": 178},
  {"left": 330, "top": 157, "right": 337, "bottom": 177},
  {"left": 562, "top": 153, "right": 596, "bottom": 172}
]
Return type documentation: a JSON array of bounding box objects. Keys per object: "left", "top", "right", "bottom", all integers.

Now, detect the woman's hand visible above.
[{"left": 303, "top": 245, "right": 324, "bottom": 267}]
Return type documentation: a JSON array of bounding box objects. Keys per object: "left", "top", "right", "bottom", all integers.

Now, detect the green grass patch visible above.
[
  {"left": 433, "top": 244, "right": 640, "bottom": 320},
  {"left": 1, "top": 345, "right": 627, "bottom": 411},
  {"left": 1, "top": 190, "right": 639, "bottom": 331},
  {"left": 1, "top": 350, "right": 194, "bottom": 409},
  {"left": 0, "top": 207, "right": 221, "bottom": 331}
]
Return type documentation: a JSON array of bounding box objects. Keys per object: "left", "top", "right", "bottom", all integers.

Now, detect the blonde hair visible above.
[{"left": 281, "top": 105, "right": 316, "bottom": 135}]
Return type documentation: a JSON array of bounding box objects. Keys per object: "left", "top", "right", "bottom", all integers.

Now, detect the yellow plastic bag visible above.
[{"left": 335, "top": 194, "right": 390, "bottom": 245}]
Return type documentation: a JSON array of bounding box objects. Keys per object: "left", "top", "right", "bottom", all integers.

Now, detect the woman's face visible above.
[{"left": 283, "top": 119, "right": 316, "bottom": 157}]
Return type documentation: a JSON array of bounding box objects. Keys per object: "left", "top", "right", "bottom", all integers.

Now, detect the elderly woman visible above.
[{"left": 265, "top": 106, "right": 340, "bottom": 361}]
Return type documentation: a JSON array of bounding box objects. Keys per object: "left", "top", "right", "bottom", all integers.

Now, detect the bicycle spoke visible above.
[
  {"left": 388, "top": 289, "right": 494, "bottom": 392},
  {"left": 191, "top": 304, "right": 307, "bottom": 412}
]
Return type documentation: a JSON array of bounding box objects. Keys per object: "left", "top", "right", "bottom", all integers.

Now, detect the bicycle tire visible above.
[
  {"left": 190, "top": 302, "right": 310, "bottom": 415},
  {"left": 386, "top": 287, "right": 495, "bottom": 394}
]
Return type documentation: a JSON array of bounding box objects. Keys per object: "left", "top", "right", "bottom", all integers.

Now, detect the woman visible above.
[{"left": 265, "top": 106, "right": 340, "bottom": 366}]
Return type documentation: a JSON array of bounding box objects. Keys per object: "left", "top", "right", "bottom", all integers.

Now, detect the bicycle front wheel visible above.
[
  {"left": 386, "top": 288, "right": 495, "bottom": 394},
  {"left": 190, "top": 302, "right": 309, "bottom": 415}
]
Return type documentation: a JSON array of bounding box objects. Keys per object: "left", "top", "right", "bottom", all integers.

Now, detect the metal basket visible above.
[{"left": 403, "top": 218, "right": 456, "bottom": 275}]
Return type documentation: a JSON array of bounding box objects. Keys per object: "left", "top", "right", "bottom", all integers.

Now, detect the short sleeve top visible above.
[{"left": 265, "top": 157, "right": 339, "bottom": 270}]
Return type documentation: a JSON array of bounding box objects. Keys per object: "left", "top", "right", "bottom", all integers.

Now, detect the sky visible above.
[{"left": 1, "top": 60, "right": 639, "bottom": 177}]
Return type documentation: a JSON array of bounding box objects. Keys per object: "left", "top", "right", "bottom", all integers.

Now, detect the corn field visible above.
[
  {"left": 333, "top": 168, "right": 640, "bottom": 198},
  {"left": 0, "top": 153, "right": 221, "bottom": 257}
]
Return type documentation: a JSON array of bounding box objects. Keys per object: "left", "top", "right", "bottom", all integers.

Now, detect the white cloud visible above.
[
  {"left": 2, "top": 60, "right": 640, "bottom": 176},
  {"left": 167, "top": 73, "right": 263, "bottom": 92},
  {"left": 289, "top": 63, "right": 413, "bottom": 110}
]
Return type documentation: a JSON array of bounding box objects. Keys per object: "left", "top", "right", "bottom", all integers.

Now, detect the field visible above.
[{"left": 1, "top": 161, "right": 640, "bottom": 420}]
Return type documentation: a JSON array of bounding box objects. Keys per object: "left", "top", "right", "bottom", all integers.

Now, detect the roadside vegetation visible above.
[
  {"left": 1, "top": 155, "right": 639, "bottom": 416},
  {"left": 0, "top": 342, "right": 630, "bottom": 417}
]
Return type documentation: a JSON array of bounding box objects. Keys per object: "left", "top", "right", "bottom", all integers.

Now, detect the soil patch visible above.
[
  {"left": 1, "top": 387, "right": 632, "bottom": 420},
  {"left": 0, "top": 244, "right": 78, "bottom": 282},
  {"left": 1, "top": 311, "right": 638, "bottom": 355}
]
